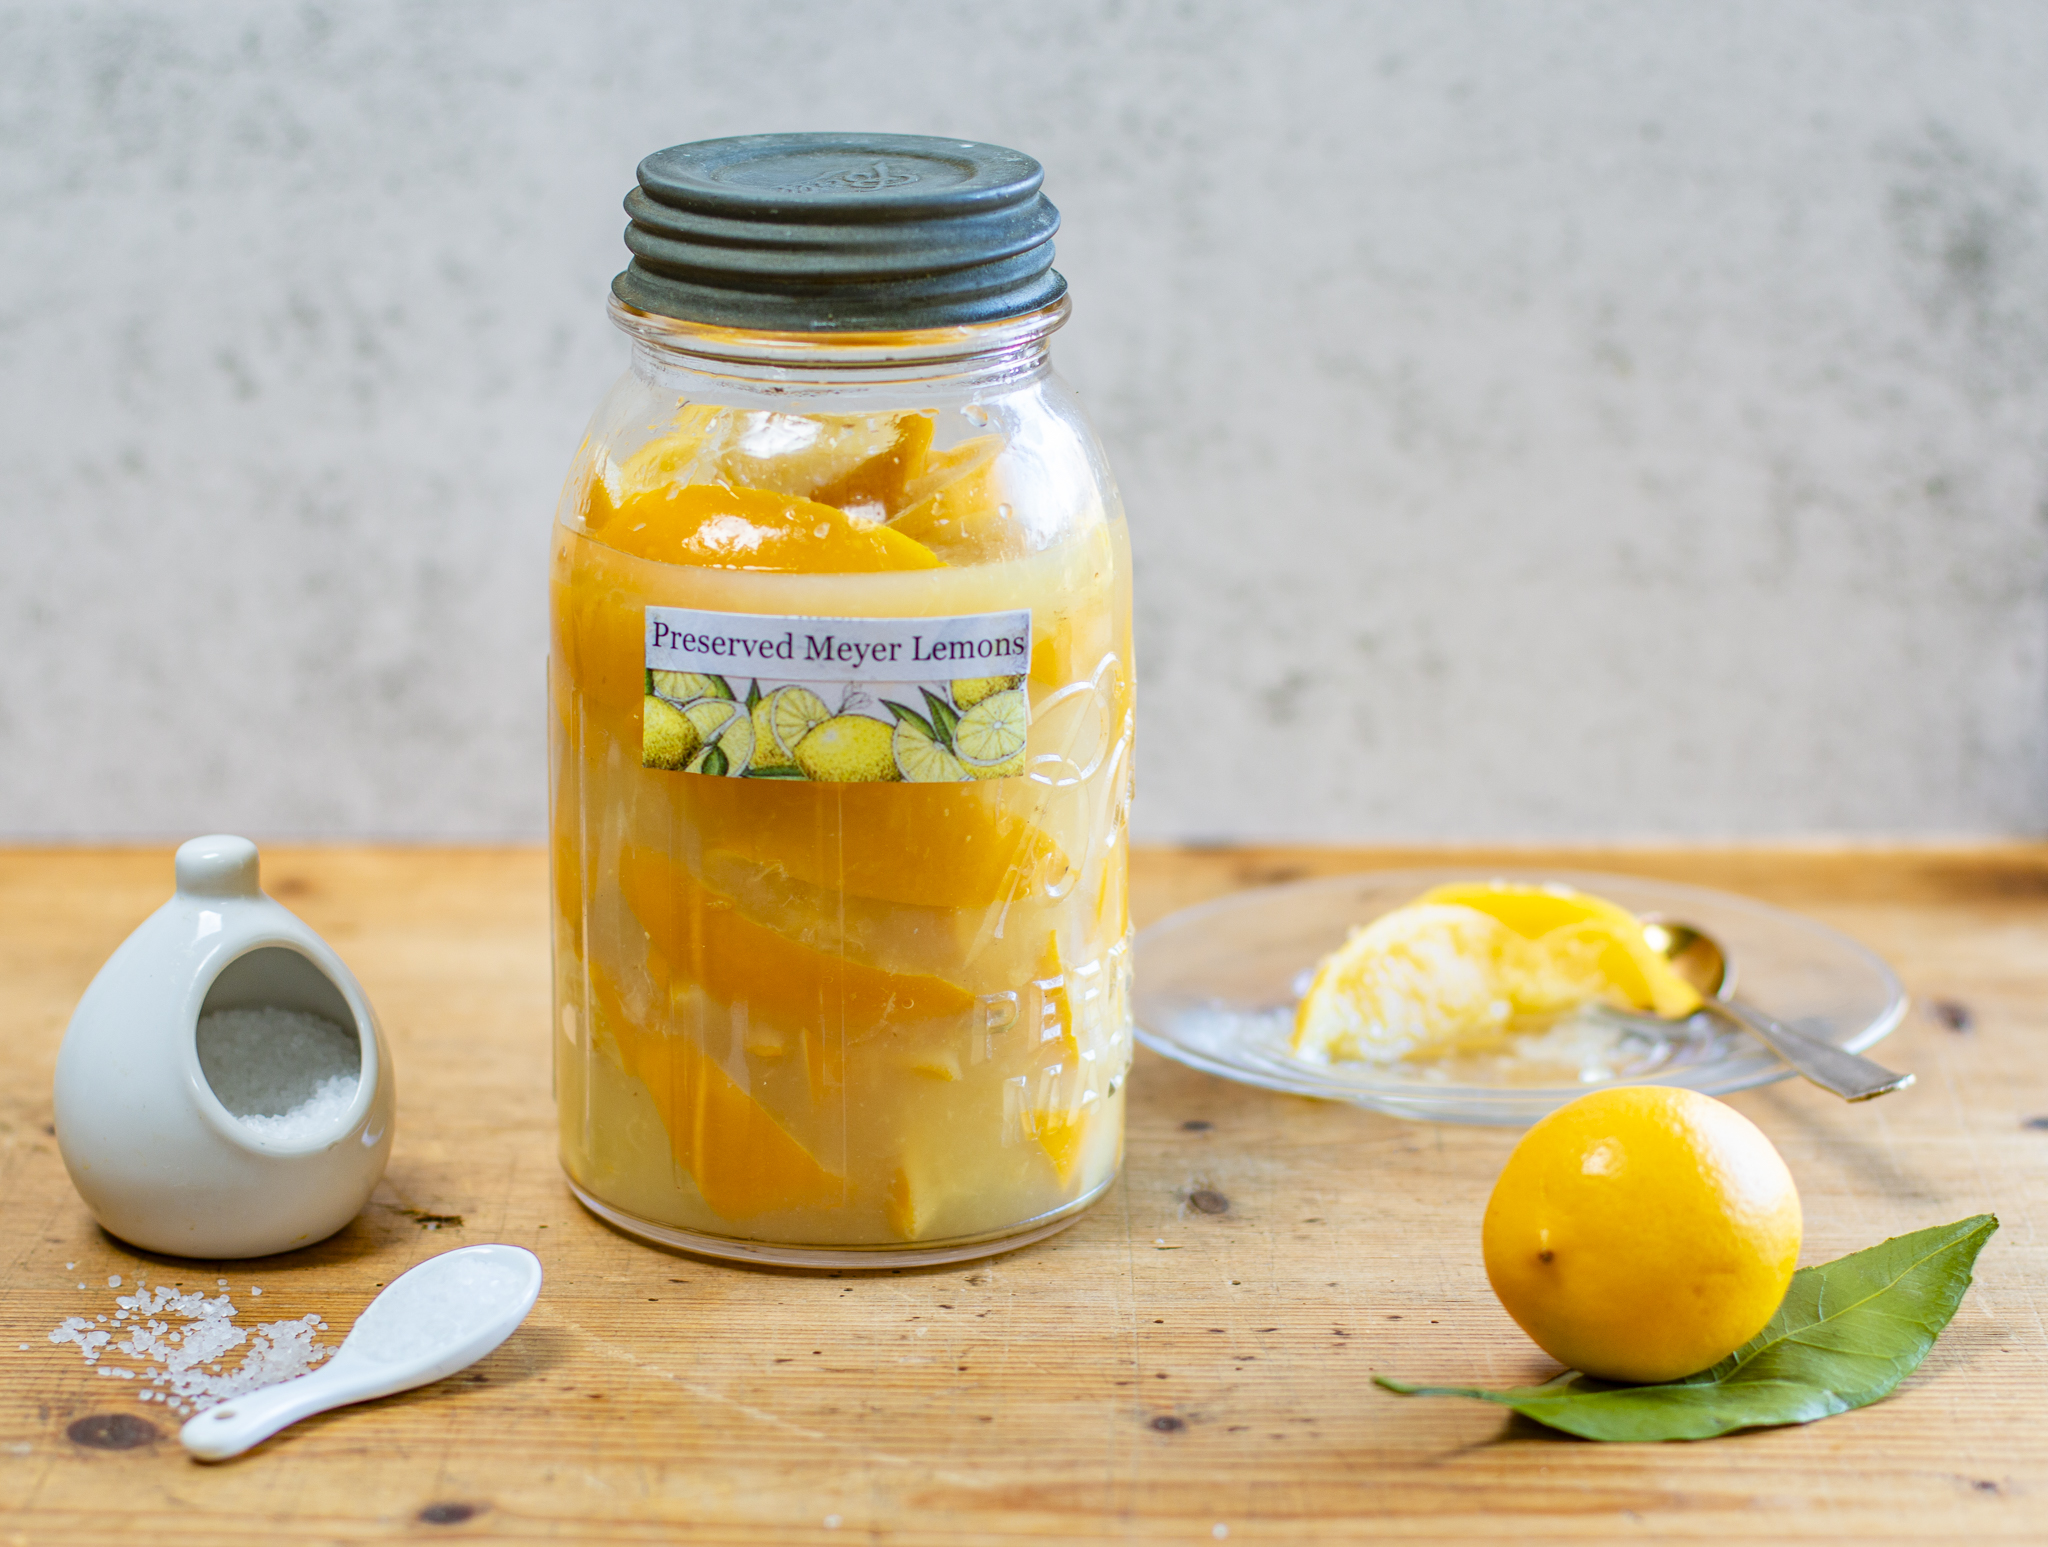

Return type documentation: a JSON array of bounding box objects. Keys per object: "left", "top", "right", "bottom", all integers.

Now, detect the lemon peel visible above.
[{"left": 594, "top": 482, "right": 945, "bottom": 573}]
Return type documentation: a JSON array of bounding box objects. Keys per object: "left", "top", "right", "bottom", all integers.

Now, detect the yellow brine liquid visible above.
[{"left": 550, "top": 404, "right": 1134, "bottom": 1256}]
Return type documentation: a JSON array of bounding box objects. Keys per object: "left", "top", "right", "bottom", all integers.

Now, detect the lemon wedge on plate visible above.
[
  {"left": 1293, "top": 883, "right": 1702, "bottom": 1064},
  {"left": 1419, "top": 881, "right": 1701, "bottom": 1020}
]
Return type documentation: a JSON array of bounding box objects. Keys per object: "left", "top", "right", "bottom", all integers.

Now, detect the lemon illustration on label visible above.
[
  {"left": 794, "top": 715, "right": 900, "bottom": 783},
  {"left": 650, "top": 670, "right": 733, "bottom": 704},
  {"left": 953, "top": 689, "right": 1028, "bottom": 779},
  {"left": 769, "top": 686, "right": 832, "bottom": 764},
  {"left": 950, "top": 675, "right": 1023, "bottom": 710},
  {"left": 893, "top": 719, "right": 969, "bottom": 782},
  {"left": 642, "top": 695, "right": 702, "bottom": 770},
  {"left": 747, "top": 693, "right": 794, "bottom": 772},
  {"left": 680, "top": 698, "right": 752, "bottom": 777}
]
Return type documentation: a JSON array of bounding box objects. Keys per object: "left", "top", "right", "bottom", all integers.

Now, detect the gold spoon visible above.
[{"left": 1641, "top": 919, "right": 1913, "bottom": 1102}]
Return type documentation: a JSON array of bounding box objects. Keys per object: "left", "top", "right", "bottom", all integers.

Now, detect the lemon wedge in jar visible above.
[{"left": 1292, "top": 883, "right": 1702, "bottom": 1064}]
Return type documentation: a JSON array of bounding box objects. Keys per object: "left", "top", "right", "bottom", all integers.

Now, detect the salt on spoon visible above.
[{"left": 180, "top": 1245, "right": 542, "bottom": 1461}]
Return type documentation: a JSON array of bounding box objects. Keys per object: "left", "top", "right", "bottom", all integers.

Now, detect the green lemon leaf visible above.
[
  {"left": 880, "top": 699, "right": 936, "bottom": 740},
  {"left": 922, "top": 688, "right": 960, "bottom": 749},
  {"left": 1376, "top": 1214, "right": 1997, "bottom": 1441}
]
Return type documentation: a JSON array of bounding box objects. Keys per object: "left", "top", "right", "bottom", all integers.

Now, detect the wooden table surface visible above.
[{"left": 2, "top": 844, "right": 2045, "bottom": 1544}]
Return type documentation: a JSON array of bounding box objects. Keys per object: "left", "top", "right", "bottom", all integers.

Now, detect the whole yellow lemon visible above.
[{"left": 1482, "top": 1086, "right": 1801, "bottom": 1383}]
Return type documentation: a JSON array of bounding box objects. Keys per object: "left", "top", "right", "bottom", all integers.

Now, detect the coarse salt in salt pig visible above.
[{"left": 53, "top": 835, "right": 395, "bottom": 1258}]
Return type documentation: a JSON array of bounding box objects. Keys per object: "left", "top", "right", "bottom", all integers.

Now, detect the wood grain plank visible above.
[{"left": 0, "top": 844, "right": 2043, "bottom": 1544}]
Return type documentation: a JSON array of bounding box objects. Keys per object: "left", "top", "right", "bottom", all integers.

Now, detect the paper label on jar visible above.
[{"left": 640, "top": 605, "right": 1031, "bottom": 782}]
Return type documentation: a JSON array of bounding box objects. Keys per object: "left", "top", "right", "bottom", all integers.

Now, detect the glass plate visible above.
[{"left": 1133, "top": 868, "right": 1907, "bottom": 1125}]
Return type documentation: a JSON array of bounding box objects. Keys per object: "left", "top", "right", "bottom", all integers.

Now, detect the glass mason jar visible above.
[{"left": 550, "top": 135, "right": 1135, "bottom": 1265}]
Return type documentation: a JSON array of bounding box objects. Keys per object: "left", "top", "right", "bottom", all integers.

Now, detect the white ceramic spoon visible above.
[{"left": 181, "top": 1243, "right": 543, "bottom": 1461}]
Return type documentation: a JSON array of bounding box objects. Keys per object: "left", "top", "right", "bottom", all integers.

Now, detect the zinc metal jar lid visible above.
[{"left": 613, "top": 132, "right": 1066, "bottom": 332}]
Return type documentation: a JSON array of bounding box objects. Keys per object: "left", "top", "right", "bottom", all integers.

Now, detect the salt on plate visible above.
[{"left": 195, "top": 1006, "right": 359, "bottom": 1143}]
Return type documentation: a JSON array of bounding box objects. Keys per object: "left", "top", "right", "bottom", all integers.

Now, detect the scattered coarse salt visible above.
[
  {"left": 196, "top": 1006, "right": 360, "bottom": 1143},
  {"left": 108, "top": 1274, "right": 121, "bottom": 1288},
  {"left": 251, "top": 1287, "right": 263, "bottom": 1297},
  {"left": 64, "top": 1263, "right": 75, "bottom": 1271},
  {"left": 46, "top": 1281, "right": 331, "bottom": 1414}
]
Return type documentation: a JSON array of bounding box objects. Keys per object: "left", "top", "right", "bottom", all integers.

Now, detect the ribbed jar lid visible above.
[{"left": 613, "top": 133, "right": 1066, "bottom": 332}]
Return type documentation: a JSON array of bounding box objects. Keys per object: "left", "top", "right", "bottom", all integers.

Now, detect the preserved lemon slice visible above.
[
  {"left": 907, "top": 1048, "right": 962, "bottom": 1081},
  {"left": 888, "top": 438, "right": 1021, "bottom": 562},
  {"left": 650, "top": 670, "right": 732, "bottom": 703},
  {"left": 1294, "top": 884, "right": 1705, "bottom": 1064},
  {"left": 618, "top": 847, "right": 976, "bottom": 1041},
  {"left": 768, "top": 685, "right": 831, "bottom": 761},
  {"left": 1293, "top": 904, "right": 1519, "bottom": 1063},
  {"left": 885, "top": 1153, "right": 965, "bottom": 1242},
  {"left": 1032, "top": 1110, "right": 1089, "bottom": 1185},
  {"left": 610, "top": 405, "right": 723, "bottom": 490},
  {"left": 1035, "top": 931, "right": 1080, "bottom": 1059},
  {"left": 642, "top": 695, "right": 701, "bottom": 770},
  {"left": 953, "top": 689, "right": 1027, "bottom": 770},
  {"left": 670, "top": 777, "right": 1068, "bottom": 911},
  {"left": 794, "top": 715, "right": 900, "bottom": 783},
  {"left": 582, "top": 405, "right": 724, "bottom": 527},
  {"left": 807, "top": 413, "right": 936, "bottom": 519},
  {"left": 593, "top": 408, "right": 925, "bottom": 521},
  {"left": 593, "top": 482, "right": 945, "bottom": 573},
  {"left": 585, "top": 958, "right": 844, "bottom": 1220},
  {"left": 893, "top": 719, "right": 968, "bottom": 782},
  {"left": 897, "top": 433, "right": 1001, "bottom": 511},
  {"left": 1420, "top": 882, "right": 1700, "bottom": 1018},
  {"left": 712, "top": 411, "right": 916, "bottom": 501}
]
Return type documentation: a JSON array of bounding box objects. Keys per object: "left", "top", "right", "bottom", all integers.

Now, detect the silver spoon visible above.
[
  {"left": 181, "top": 1244, "right": 543, "bottom": 1461},
  {"left": 1641, "top": 919, "right": 1913, "bottom": 1102}
]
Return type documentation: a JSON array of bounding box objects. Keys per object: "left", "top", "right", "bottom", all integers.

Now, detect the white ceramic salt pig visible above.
[{"left": 54, "top": 835, "right": 395, "bottom": 1259}]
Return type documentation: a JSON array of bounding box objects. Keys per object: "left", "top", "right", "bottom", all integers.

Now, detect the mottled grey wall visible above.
[{"left": 3, "top": 2, "right": 2044, "bottom": 841}]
